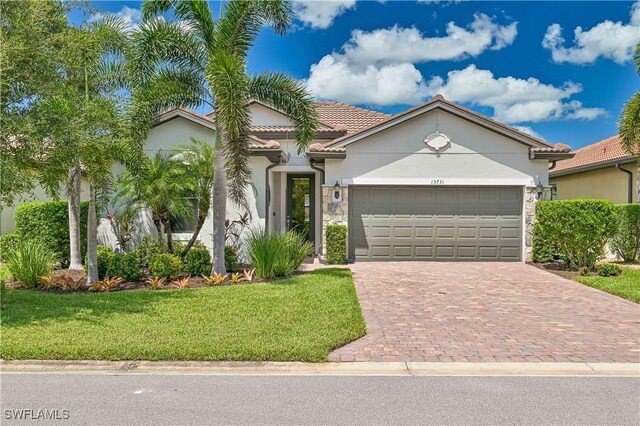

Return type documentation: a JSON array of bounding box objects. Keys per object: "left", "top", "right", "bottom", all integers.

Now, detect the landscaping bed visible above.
[{"left": 0, "top": 268, "right": 366, "bottom": 362}]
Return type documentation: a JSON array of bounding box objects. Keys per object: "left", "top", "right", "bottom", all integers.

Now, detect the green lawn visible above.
[
  {"left": 0, "top": 269, "right": 366, "bottom": 362},
  {"left": 575, "top": 267, "right": 640, "bottom": 303}
]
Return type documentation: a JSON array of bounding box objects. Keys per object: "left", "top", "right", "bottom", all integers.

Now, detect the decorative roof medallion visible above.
[{"left": 424, "top": 131, "right": 450, "bottom": 151}]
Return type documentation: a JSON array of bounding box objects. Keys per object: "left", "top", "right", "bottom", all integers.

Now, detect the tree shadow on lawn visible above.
[{"left": 1, "top": 288, "right": 199, "bottom": 328}]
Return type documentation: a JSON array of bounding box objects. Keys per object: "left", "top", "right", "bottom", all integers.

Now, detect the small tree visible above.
[{"left": 117, "top": 152, "right": 196, "bottom": 253}]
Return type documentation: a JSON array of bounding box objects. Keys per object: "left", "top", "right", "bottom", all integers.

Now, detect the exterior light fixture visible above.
[
  {"left": 535, "top": 180, "right": 544, "bottom": 200},
  {"left": 334, "top": 181, "right": 341, "bottom": 200}
]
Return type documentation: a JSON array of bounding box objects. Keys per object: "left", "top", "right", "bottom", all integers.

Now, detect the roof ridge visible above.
[
  {"left": 316, "top": 100, "right": 391, "bottom": 118},
  {"left": 572, "top": 134, "right": 620, "bottom": 152}
]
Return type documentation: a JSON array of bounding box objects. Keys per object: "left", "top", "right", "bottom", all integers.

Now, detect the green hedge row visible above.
[
  {"left": 325, "top": 224, "right": 347, "bottom": 265},
  {"left": 532, "top": 200, "right": 636, "bottom": 269},
  {"left": 15, "top": 201, "right": 89, "bottom": 266}
]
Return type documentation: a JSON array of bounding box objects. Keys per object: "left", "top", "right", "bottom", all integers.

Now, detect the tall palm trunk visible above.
[
  {"left": 67, "top": 166, "right": 83, "bottom": 270},
  {"left": 86, "top": 183, "right": 99, "bottom": 285},
  {"left": 211, "top": 127, "right": 227, "bottom": 274}
]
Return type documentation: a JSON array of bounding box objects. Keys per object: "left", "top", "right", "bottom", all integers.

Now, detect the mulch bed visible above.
[
  {"left": 529, "top": 260, "right": 582, "bottom": 279},
  {"left": 4, "top": 269, "right": 284, "bottom": 293}
]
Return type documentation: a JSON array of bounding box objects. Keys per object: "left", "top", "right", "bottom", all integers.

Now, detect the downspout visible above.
[
  {"left": 615, "top": 163, "right": 633, "bottom": 204},
  {"left": 548, "top": 160, "right": 557, "bottom": 171},
  {"left": 309, "top": 158, "right": 326, "bottom": 257}
]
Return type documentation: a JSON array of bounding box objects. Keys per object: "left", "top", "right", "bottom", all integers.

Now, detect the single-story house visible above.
[
  {"left": 549, "top": 135, "right": 639, "bottom": 204},
  {"left": 1, "top": 95, "right": 574, "bottom": 262}
]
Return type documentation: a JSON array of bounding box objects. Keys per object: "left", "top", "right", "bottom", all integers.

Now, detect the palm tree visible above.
[
  {"left": 619, "top": 42, "right": 640, "bottom": 203},
  {"left": 620, "top": 42, "right": 640, "bottom": 155},
  {"left": 176, "top": 138, "right": 215, "bottom": 256},
  {"left": 117, "top": 152, "right": 196, "bottom": 253},
  {"left": 130, "top": 0, "right": 318, "bottom": 274}
]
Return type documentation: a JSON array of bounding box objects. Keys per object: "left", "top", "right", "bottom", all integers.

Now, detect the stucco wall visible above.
[
  {"left": 325, "top": 110, "right": 549, "bottom": 186},
  {"left": 550, "top": 161, "right": 638, "bottom": 204}
]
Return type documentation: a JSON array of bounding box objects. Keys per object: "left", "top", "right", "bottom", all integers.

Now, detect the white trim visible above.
[
  {"left": 272, "top": 165, "right": 317, "bottom": 172},
  {"left": 341, "top": 177, "right": 535, "bottom": 186},
  {"left": 332, "top": 101, "right": 550, "bottom": 150}
]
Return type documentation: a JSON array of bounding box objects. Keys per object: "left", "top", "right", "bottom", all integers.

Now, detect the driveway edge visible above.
[{"left": 1, "top": 360, "right": 638, "bottom": 376}]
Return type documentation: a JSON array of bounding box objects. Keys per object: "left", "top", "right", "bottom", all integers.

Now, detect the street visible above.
[{"left": 1, "top": 374, "right": 639, "bottom": 425}]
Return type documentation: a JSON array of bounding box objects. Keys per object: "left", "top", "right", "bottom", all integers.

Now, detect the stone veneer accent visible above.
[
  {"left": 321, "top": 185, "right": 348, "bottom": 259},
  {"left": 524, "top": 186, "right": 539, "bottom": 262}
]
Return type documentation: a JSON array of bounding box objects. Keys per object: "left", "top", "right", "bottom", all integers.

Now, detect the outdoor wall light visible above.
[
  {"left": 334, "top": 181, "right": 341, "bottom": 200},
  {"left": 535, "top": 180, "right": 544, "bottom": 200}
]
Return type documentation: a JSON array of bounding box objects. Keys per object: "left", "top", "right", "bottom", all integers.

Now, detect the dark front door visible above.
[{"left": 286, "top": 174, "right": 315, "bottom": 243}]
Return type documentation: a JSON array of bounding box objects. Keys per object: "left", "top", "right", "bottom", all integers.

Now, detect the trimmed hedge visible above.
[
  {"left": 15, "top": 201, "right": 88, "bottom": 265},
  {"left": 325, "top": 224, "right": 347, "bottom": 264},
  {"left": 185, "top": 247, "right": 212, "bottom": 276},
  {"left": 106, "top": 252, "right": 140, "bottom": 282},
  {"left": 610, "top": 204, "right": 640, "bottom": 262},
  {"left": 149, "top": 253, "right": 183, "bottom": 280},
  {"left": 533, "top": 200, "right": 617, "bottom": 269}
]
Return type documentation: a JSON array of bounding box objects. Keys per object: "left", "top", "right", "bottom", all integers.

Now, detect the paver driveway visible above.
[{"left": 330, "top": 263, "right": 640, "bottom": 362}]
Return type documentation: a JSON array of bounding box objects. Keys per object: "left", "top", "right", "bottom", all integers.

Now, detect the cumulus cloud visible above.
[
  {"left": 307, "top": 13, "right": 518, "bottom": 105},
  {"left": 542, "top": 1, "right": 640, "bottom": 64},
  {"left": 423, "top": 65, "right": 607, "bottom": 123},
  {"left": 292, "top": 0, "right": 356, "bottom": 29},
  {"left": 88, "top": 6, "right": 142, "bottom": 31}
]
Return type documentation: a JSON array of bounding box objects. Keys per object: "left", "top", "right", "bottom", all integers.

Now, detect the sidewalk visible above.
[{"left": 2, "top": 360, "right": 639, "bottom": 376}]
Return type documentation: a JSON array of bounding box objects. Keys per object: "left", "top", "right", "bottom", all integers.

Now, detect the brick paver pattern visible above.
[{"left": 329, "top": 263, "right": 640, "bottom": 363}]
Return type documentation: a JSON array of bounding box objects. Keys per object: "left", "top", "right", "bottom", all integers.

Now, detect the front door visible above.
[{"left": 286, "top": 174, "right": 315, "bottom": 244}]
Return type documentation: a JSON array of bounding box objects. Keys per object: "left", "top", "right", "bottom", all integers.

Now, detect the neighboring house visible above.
[
  {"left": 549, "top": 135, "right": 639, "bottom": 204},
  {"left": 1, "top": 95, "right": 573, "bottom": 262}
]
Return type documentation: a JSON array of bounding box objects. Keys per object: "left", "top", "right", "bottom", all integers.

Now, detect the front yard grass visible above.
[
  {"left": 0, "top": 268, "right": 365, "bottom": 362},
  {"left": 575, "top": 267, "right": 640, "bottom": 303}
]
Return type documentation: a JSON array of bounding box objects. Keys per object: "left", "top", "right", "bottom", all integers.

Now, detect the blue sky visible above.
[{"left": 75, "top": 1, "right": 640, "bottom": 149}]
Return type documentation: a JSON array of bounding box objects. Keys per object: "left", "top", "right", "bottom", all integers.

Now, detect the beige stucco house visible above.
[
  {"left": 550, "top": 135, "right": 639, "bottom": 204},
  {"left": 1, "top": 96, "right": 574, "bottom": 262}
]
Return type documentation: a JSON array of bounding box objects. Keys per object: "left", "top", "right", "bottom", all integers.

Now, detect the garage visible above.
[{"left": 348, "top": 186, "right": 523, "bottom": 261}]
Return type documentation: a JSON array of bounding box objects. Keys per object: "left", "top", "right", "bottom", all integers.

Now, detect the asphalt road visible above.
[{"left": 1, "top": 374, "right": 639, "bottom": 425}]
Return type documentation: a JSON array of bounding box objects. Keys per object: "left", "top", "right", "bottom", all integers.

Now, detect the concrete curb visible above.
[{"left": 1, "top": 360, "right": 639, "bottom": 376}]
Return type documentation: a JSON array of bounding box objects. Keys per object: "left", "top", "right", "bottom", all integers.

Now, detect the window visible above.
[
  {"left": 170, "top": 198, "right": 199, "bottom": 233},
  {"left": 550, "top": 184, "right": 558, "bottom": 200}
]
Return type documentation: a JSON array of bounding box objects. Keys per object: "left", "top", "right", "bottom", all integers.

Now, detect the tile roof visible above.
[
  {"left": 552, "top": 135, "right": 636, "bottom": 173},
  {"left": 531, "top": 143, "right": 572, "bottom": 153},
  {"left": 315, "top": 101, "right": 391, "bottom": 135}
]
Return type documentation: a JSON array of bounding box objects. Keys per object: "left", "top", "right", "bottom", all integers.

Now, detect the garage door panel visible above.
[{"left": 348, "top": 186, "right": 522, "bottom": 261}]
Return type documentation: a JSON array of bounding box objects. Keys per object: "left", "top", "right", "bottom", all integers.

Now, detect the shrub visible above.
[
  {"left": 14, "top": 201, "right": 88, "bottom": 265},
  {"left": 185, "top": 248, "right": 212, "bottom": 276},
  {"left": 0, "top": 233, "right": 18, "bottom": 262},
  {"left": 532, "top": 227, "right": 561, "bottom": 263},
  {"left": 533, "top": 200, "right": 617, "bottom": 270},
  {"left": 149, "top": 253, "right": 183, "bottom": 280},
  {"left": 171, "top": 241, "right": 186, "bottom": 257},
  {"left": 325, "top": 224, "right": 347, "bottom": 264},
  {"left": 225, "top": 246, "right": 238, "bottom": 273},
  {"left": 85, "top": 245, "right": 114, "bottom": 279},
  {"left": 610, "top": 204, "right": 640, "bottom": 262},
  {"left": 597, "top": 263, "right": 622, "bottom": 277},
  {"left": 135, "top": 236, "right": 166, "bottom": 269},
  {"left": 105, "top": 252, "right": 140, "bottom": 282},
  {"left": 248, "top": 230, "right": 313, "bottom": 279},
  {"left": 5, "top": 239, "right": 56, "bottom": 287}
]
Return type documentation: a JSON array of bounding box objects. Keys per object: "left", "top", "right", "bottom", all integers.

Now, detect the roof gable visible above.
[{"left": 324, "top": 95, "right": 554, "bottom": 150}]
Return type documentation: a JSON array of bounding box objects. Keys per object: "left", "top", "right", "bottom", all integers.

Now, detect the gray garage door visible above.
[{"left": 348, "top": 186, "right": 522, "bottom": 261}]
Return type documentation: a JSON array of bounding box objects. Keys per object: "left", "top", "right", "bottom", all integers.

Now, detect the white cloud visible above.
[
  {"left": 89, "top": 6, "right": 142, "bottom": 31},
  {"left": 542, "top": 1, "right": 640, "bottom": 64},
  {"left": 423, "top": 65, "right": 607, "bottom": 123},
  {"left": 307, "top": 56, "right": 428, "bottom": 105},
  {"left": 511, "top": 125, "right": 541, "bottom": 138},
  {"left": 336, "top": 13, "right": 517, "bottom": 66},
  {"left": 292, "top": 1, "right": 356, "bottom": 29}
]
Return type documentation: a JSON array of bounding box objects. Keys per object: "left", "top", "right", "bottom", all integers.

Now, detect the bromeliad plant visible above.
[
  {"left": 229, "top": 272, "right": 247, "bottom": 284},
  {"left": 170, "top": 276, "right": 190, "bottom": 289},
  {"left": 243, "top": 268, "right": 255, "bottom": 282},
  {"left": 146, "top": 276, "right": 166, "bottom": 290},
  {"left": 202, "top": 273, "right": 228, "bottom": 286},
  {"left": 90, "top": 277, "right": 124, "bottom": 292}
]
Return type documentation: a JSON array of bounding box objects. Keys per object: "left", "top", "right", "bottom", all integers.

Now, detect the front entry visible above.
[{"left": 286, "top": 174, "right": 315, "bottom": 244}]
